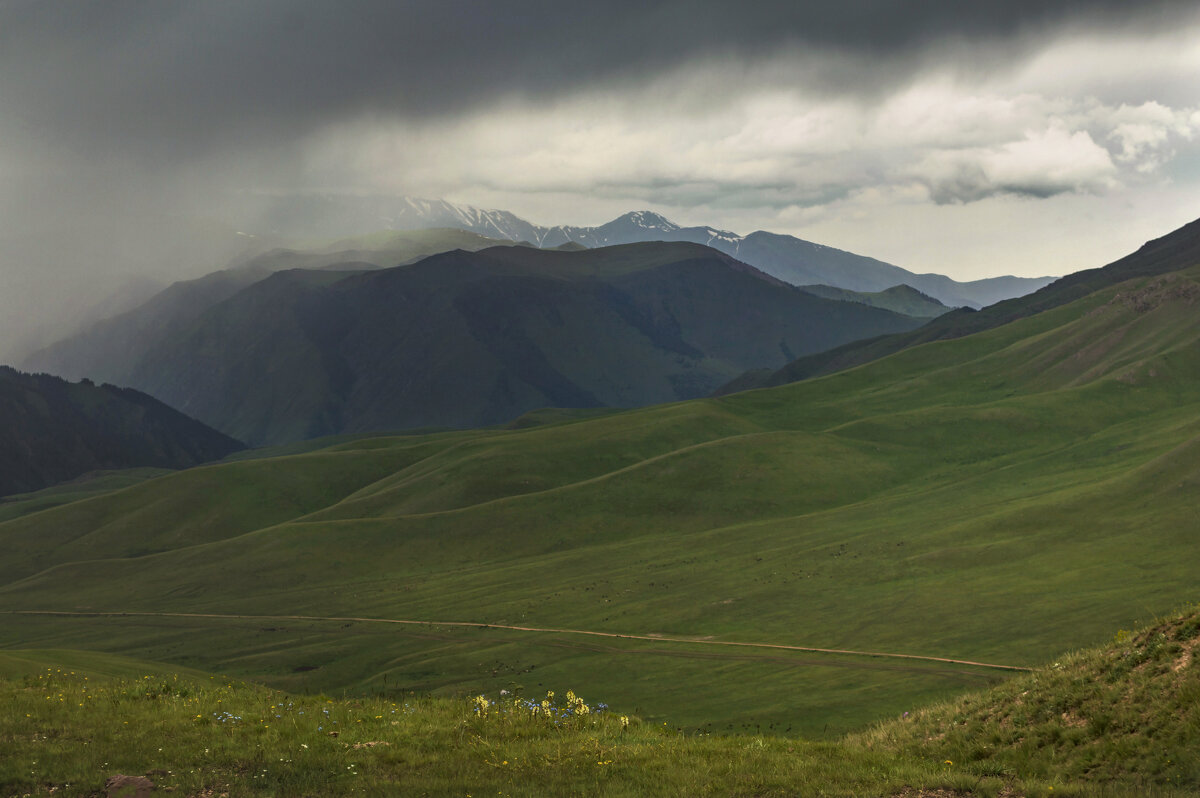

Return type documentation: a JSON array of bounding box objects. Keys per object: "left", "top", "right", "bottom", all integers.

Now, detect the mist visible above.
[{"left": 2, "top": 0, "right": 1200, "bottom": 364}]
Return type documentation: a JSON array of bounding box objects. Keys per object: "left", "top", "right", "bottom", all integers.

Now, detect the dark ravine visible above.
[{"left": 0, "top": 366, "right": 244, "bottom": 496}]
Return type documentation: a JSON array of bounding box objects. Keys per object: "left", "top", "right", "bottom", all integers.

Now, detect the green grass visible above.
[
  {"left": 856, "top": 603, "right": 1200, "bottom": 794},
  {"left": 4, "top": 606, "right": 1200, "bottom": 796},
  {"left": 2, "top": 267, "right": 1200, "bottom": 739},
  {"left": 0, "top": 649, "right": 937, "bottom": 798},
  {"left": 0, "top": 468, "right": 170, "bottom": 523}
]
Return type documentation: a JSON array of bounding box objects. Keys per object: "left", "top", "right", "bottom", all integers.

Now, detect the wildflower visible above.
[{"left": 620, "top": 716, "right": 629, "bottom": 728}]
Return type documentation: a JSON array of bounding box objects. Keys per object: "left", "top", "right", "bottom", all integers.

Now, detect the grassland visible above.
[
  {"left": 1, "top": 267, "right": 1199, "bottom": 740},
  {"left": 4, "top": 605, "right": 1200, "bottom": 796}
]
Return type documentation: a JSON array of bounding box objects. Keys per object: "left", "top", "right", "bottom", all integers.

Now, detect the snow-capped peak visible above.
[{"left": 619, "top": 210, "right": 680, "bottom": 232}]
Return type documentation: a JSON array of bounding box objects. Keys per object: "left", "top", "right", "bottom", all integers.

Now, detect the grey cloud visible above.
[
  {"left": 922, "top": 163, "right": 1063, "bottom": 204},
  {"left": 2, "top": 0, "right": 1196, "bottom": 162}
]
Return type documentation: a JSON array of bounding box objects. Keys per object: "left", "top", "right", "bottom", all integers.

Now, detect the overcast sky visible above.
[{"left": 3, "top": 0, "right": 1200, "bottom": 357}]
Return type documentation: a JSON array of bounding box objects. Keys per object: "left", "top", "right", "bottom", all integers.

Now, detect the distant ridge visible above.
[
  {"left": 798, "top": 283, "right": 950, "bottom": 318},
  {"left": 0, "top": 366, "right": 244, "bottom": 496},
  {"left": 724, "top": 214, "right": 1200, "bottom": 393},
  {"left": 243, "top": 195, "right": 1054, "bottom": 308}
]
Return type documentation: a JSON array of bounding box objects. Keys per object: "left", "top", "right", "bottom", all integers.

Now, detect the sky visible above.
[{"left": 2, "top": 0, "right": 1200, "bottom": 358}]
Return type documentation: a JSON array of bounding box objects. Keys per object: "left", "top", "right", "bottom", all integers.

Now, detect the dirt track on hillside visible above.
[{"left": 4, "top": 609, "right": 1033, "bottom": 673}]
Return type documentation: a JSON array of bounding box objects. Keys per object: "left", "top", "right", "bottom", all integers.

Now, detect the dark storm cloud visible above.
[{"left": 0, "top": 0, "right": 1193, "bottom": 160}]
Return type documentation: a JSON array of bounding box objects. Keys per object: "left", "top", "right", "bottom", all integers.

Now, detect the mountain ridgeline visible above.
[
  {"left": 0, "top": 367, "right": 243, "bottom": 497},
  {"left": 726, "top": 214, "right": 1200, "bottom": 393},
  {"left": 242, "top": 196, "right": 1055, "bottom": 308},
  {"left": 82, "top": 242, "right": 924, "bottom": 446}
]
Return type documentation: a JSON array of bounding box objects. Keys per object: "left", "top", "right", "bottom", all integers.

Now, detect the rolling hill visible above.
[
  {"left": 33, "top": 242, "right": 927, "bottom": 446},
  {"left": 1, "top": 227, "right": 1198, "bottom": 739},
  {"left": 0, "top": 366, "right": 243, "bottom": 496}
]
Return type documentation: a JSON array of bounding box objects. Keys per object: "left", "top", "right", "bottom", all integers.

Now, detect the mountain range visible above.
[
  {"left": 45, "top": 242, "right": 925, "bottom": 446},
  {"left": 243, "top": 195, "right": 1054, "bottom": 308}
]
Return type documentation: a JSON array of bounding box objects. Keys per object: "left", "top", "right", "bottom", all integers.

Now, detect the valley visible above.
[{"left": 3, "top": 252, "right": 1199, "bottom": 749}]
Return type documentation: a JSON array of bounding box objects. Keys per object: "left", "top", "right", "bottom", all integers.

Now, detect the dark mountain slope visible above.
[
  {"left": 726, "top": 214, "right": 1200, "bottom": 393},
  {"left": 22, "top": 229, "right": 520, "bottom": 384},
  {"left": 0, "top": 367, "right": 243, "bottom": 496},
  {"left": 124, "top": 242, "right": 925, "bottom": 446}
]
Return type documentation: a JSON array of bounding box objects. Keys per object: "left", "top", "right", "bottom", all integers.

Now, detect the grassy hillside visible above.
[
  {"left": 3, "top": 606, "right": 1199, "bottom": 796},
  {"left": 1, "top": 263, "right": 1199, "bottom": 739},
  {"left": 0, "top": 468, "right": 170, "bottom": 523}
]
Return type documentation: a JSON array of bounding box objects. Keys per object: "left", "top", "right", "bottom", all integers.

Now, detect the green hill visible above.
[
  {"left": 1, "top": 249, "right": 1199, "bottom": 740},
  {"left": 0, "top": 367, "right": 243, "bottom": 496},
  {"left": 799, "top": 283, "right": 952, "bottom": 317}
]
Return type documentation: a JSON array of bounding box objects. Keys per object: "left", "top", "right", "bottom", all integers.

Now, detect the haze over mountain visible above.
[
  {"left": 0, "top": 367, "right": 243, "bottom": 497},
  {"left": 245, "top": 195, "right": 1054, "bottom": 308},
  {"left": 23, "top": 228, "right": 528, "bottom": 385},
  {"left": 34, "top": 242, "right": 926, "bottom": 446}
]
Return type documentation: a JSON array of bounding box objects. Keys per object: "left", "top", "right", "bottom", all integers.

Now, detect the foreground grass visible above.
[
  {"left": 5, "top": 605, "right": 1200, "bottom": 797},
  {"left": 0, "top": 652, "right": 945, "bottom": 797}
]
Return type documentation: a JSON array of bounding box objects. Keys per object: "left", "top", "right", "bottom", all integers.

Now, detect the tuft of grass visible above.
[{"left": 852, "top": 603, "right": 1200, "bottom": 795}]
